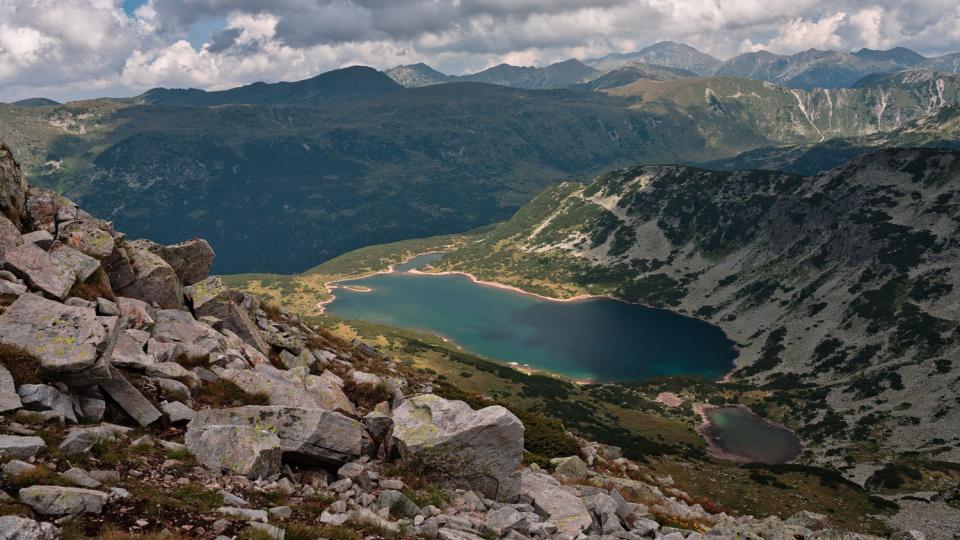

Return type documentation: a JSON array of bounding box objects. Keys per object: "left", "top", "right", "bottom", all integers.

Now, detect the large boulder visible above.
[
  {"left": 117, "top": 240, "right": 183, "bottom": 309},
  {"left": 0, "top": 294, "right": 116, "bottom": 385},
  {"left": 392, "top": 394, "right": 523, "bottom": 501},
  {"left": 189, "top": 406, "right": 371, "bottom": 466},
  {"left": 0, "top": 515, "right": 59, "bottom": 540},
  {"left": 18, "top": 485, "right": 108, "bottom": 515},
  {"left": 0, "top": 435, "right": 46, "bottom": 459},
  {"left": 184, "top": 277, "right": 269, "bottom": 353},
  {"left": 152, "top": 309, "right": 224, "bottom": 359},
  {"left": 0, "top": 142, "right": 27, "bottom": 228},
  {"left": 56, "top": 219, "right": 115, "bottom": 261},
  {"left": 185, "top": 424, "right": 281, "bottom": 479},
  {"left": 519, "top": 469, "right": 592, "bottom": 536},
  {"left": 145, "top": 239, "right": 214, "bottom": 286},
  {"left": 2, "top": 243, "right": 75, "bottom": 300}
]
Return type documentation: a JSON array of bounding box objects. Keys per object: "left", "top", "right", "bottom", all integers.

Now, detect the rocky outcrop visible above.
[
  {"left": 188, "top": 406, "right": 371, "bottom": 466},
  {"left": 0, "top": 294, "right": 116, "bottom": 385},
  {"left": 18, "top": 485, "right": 108, "bottom": 515},
  {"left": 393, "top": 394, "right": 524, "bottom": 501},
  {"left": 118, "top": 240, "right": 183, "bottom": 309},
  {"left": 2, "top": 244, "right": 74, "bottom": 300},
  {"left": 185, "top": 423, "right": 282, "bottom": 479},
  {"left": 143, "top": 238, "right": 213, "bottom": 286}
]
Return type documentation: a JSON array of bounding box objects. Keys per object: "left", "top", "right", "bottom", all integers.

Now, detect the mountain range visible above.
[
  {"left": 385, "top": 41, "right": 960, "bottom": 92},
  {"left": 3, "top": 65, "right": 960, "bottom": 274}
]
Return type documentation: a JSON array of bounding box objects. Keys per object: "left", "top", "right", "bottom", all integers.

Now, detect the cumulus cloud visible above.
[{"left": 1, "top": 0, "right": 960, "bottom": 101}]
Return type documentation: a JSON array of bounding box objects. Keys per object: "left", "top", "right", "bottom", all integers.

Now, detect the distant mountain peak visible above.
[{"left": 140, "top": 65, "right": 400, "bottom": 106}]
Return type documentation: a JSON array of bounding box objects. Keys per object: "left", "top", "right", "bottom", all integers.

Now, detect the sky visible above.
[{"left": 1, "top": 0, "right": 960, "bottom": 102}]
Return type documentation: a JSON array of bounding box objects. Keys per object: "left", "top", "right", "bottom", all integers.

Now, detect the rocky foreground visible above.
[{"left": 0, "top": 141, "right": 911, "bottom": 539}]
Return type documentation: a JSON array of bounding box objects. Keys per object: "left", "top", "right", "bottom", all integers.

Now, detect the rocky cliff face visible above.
[
  {"left": 437, "top": 148, "right": 960, "bottom": 469},
  {"left": 0, "top": 141, "right": 889, "bottom": 538}
]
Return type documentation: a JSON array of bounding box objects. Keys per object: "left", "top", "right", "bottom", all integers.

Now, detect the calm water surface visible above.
[
  {"left": 706, "top": 407, "right": 803, "bottom": 464},
  {"left": 326, "top": 254, "right": 738, "bottom": 382}
]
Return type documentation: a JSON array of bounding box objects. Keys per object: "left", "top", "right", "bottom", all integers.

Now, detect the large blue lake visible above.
[{"left": 326, "top": 254, "right": 738, "bottom": 382}]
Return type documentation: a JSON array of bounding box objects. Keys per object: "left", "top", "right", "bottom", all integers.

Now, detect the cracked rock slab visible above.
[{"left": 0, "top": 294, "right": 116, "bottom": 385}]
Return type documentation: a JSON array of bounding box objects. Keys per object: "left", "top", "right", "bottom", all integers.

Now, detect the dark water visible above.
[
  {"left": 326, "top": 254, "right": 738, "bottom": 382},
  {"left": 705, "top": 407, "right": 803, "bottom": 464}
]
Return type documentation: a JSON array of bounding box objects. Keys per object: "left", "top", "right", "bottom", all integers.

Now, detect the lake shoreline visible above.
[
  {"left": 319, "top": 250, "right": 739, "bottom": 384},
  {"left": 694, "top": 403, "right": 804, "bottom": 464}
]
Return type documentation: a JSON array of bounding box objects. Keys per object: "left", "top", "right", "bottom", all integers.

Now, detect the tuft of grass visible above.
[
  {"left": 0, "top": 343, "right": 41, "bottom": 385},
  {"left": 341, "top": 380, "right": 393, "bottom": 410},
  {"left": 195, "top": 379, "right": 270, "bottom": 408}
]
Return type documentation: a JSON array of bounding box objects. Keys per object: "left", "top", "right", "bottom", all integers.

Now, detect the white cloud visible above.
[
  {"left": 1, "top": 0, "right": 960, "bottom": 101},
  {"left": 760, "top": 13, "right": 847, "bottom": 54}
]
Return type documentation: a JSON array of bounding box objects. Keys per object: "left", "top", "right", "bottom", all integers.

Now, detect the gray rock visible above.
[
  {"left": 319, "top": 511, "right": 349, "bottom": 525},
  {"left": 2, "top": 244, "right": 74, "bottom": 300},
  {"left": 519, "top": 469, "right": 592, "bottom": 537},
  {"left": 279, "top": 349, "right": 313, "bottom": 370},
  {"left": 21, "top": 231, "right": 53, "bottom": 250},
  {"left": 49, "top": 244, "right": 101, "bottom": 284},
  {"left": 17, "top": 384, "right": 76, "bottom": 423},
  {"left": 0, "top": 143, "right": 27, "bottom": 228},
  {"left": 145, "top": 239, "right": 214, "bottom": 286},
  {"left": 146, "top": 362, "right": 201, "bottom": 388},
  {"left": 2, "top": 459, "right": 36, "bottom": 476},
  {"left": 0, "top": 215, "right": 23, "bottom": 257},
  {"left": 0, "top": 295, "right": 117, "bottom": 385},
  {"left": 248, "top": 523, "right": 284, "bottom": 540},
  {"left": 437, "top": 529, "right": 485, "bottom": 540},
  {"left": 161, "top": 400, "right": 197, "bottom": 423},
  {"left": 0, "top": 435, "right": 45, "bottom": 459},
  {"left": 0, "top": 364, "right": 21, "bottom": 412},
  {"left": 377, "top": 489, "right": 420, "bottom": 518},
  {"left": 61, "top": 468, "right": 101, "bottom": 489},
  {"left": 102, "top": 240, "right": 135, "bottom": 292},
  {"left": 186, "top": 424, "right": 282, "bottom": 479},
  {"left": 116, "top": 297, "right": 154, "bottom": 330},
  {"left": 95, "top": 298, "right": 119, "bottom": 316},
  {"left": 393, "top": 394, "right": 523, "bottom": 501},
  {"left": 58, "top": 423, "right": 132, "bottom": 455},
  {"left": 151, "top": 377, "right": 191, "bottom": 402},
  {"left": 786, "top": 510, "right": 828, "bottom": 531},
  {"left": 184, "top": 277, "right": 269, "bottom": 353},
  {"left": 269, "top": 505, "right": 293, "bottom": 521},
  {"left": 551, "top": 455, "right": 589, "bottom": 480},
  {"left": 87, "top": 470, "right": 120, "bottom": 483},
  {"left": 190, "top": 405, "right": 371, "bottom": 466},
  {"left": 0, "top": 278, "right": 27, "bottom": 306},
  {"left": 117, "top": 240, "right": 183, "bottom": 309},
  {"left": 889, "top": 531, "right": 926, "bottom": 540},
  {"left": 215, "top": 506, "right": 268, "bottom": 522},
  {"left": 99, "top": 366, "right": 162, "bottom": 426},
  {"left": 73, "top": 392, "right": 106, "bottom": 423},
  {"left": 56, "top": 219, "right": 115, "bottom": 260},
  {"left": 217, "top": 365, "right": 356, "bottom": 414},
  {"left": 0, "top": 515, "right": 59, "bottom": 540},
  {"left": 630, "top": 517, "right": 659, "bottom": 535},
  {"left": 152, "top": 309, "right": 224, "bottom": 360},
  {"left": 18, "top": 485, "right": 108, "bottom": 515},
  {"left": 218, "top": 489, "right": 248, "bottom": 507},
  {"left": 111, "top": 330, "right": 155, "bottom": 370}
]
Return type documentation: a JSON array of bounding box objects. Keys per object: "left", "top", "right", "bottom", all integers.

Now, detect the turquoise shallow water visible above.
[
  {"left": 705, "top": 407, "right": 803, "bottom": 464},
  {"left": 326, "top": 255, "right": 738, "bottom": 382}
]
